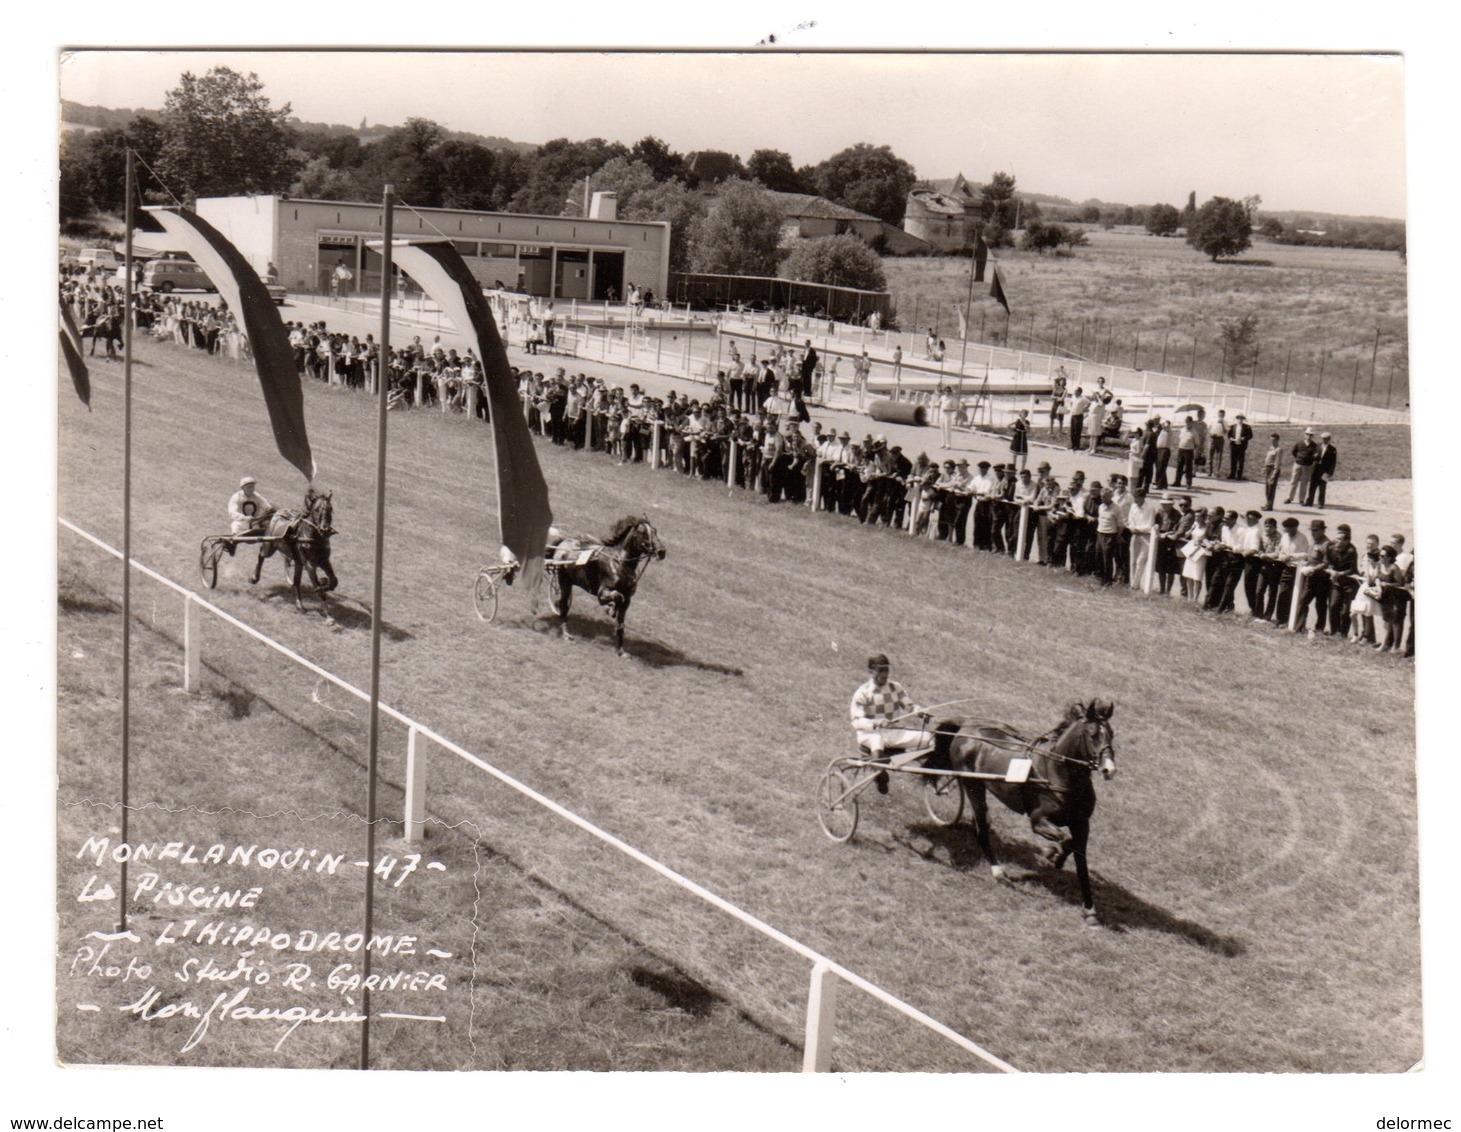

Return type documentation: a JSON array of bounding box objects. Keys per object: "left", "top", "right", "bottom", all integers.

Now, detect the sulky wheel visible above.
[
  {"left": 199, "top": 540, "right": 222, "bottom": 590},
  {"left": 816, "top": 767, "right": 860, "bottom": 843},
  {"left": 923, "top": 773, "right": 965, "bottom": 826},
  {"left": 473, "top": 568, "right": 500, "bottom": 623}
]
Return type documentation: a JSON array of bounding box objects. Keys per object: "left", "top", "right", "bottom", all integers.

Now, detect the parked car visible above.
[{"left": 142, "top": 257, "right": 215, "bottom": 294}]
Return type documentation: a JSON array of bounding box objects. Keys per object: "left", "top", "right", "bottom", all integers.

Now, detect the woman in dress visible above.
[
  {"left": 1009, "top": 408, "right": 1030, "bottom": 473},
  {"left": 1350, "top": 534, "right": 1384, "bottom": 644}
]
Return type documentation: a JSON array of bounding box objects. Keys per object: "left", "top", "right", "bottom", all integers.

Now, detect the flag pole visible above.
[
  {"left": 360, "top": 183, "right": 395, "bottom": 1070},
  {"left": 958, "top": 246, "right": 976, "bottom": 397},
  {"left": 118, "top": 149, "right": 136, "bottom": 932}
]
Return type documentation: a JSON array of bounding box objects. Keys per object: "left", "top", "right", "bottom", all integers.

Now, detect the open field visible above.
[
  {"left": 883, "top": 229, "right": 1409, "bottom": 408},
  {"left": 57, "top": 332, "right": 1420, "bottom": 1072}
]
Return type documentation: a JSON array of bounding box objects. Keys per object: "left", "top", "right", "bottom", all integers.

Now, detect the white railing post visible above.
[
  {"left": 183, "top": 592, "right": 201, "bottom": 693},
  {"left": 1288, "top": 568, "right": 1307, "bottom": 632},
  {"left": 809, "top": 459, "right": 822, "bottom": 509},
  {"left": 650, "top": 422, "right": 663, "bottom": 470},
  {"left": 907, "top": 485, "right": 921, "bottom": 533},
  {"left": 404, "top": 726, "right": 427, "bottom": 845},
  {"left": 803, "top": 960, "right": 840, "bottom": 1073},
  {"left": 727, "top": 437, "right": 738, "bottom": 488},
  {"left": 1143, "top": 529, "right": 1158, "bottom": 595},
  {"left": 1017, "top": 503, "right": 1031, "bottom": 562}
]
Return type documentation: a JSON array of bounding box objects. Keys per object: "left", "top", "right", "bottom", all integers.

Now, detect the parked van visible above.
[
  {"left": 142, "top": 258, "right": 215, "bottom": 294},
  {"left": 76, "top": 247, "right": 121, "bottom": 270}
]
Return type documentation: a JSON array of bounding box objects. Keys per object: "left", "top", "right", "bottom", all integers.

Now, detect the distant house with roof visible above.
[{"left": 762, "top": 190, "right": 931, "bottom": 254}]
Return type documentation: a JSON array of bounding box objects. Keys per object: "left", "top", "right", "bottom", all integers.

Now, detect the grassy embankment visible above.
[{"left": 57, "top": 332, "right": 1419, "bottom": 1072}]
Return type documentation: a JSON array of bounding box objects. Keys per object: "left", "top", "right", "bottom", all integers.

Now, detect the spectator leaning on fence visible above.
[{"left": 93, "top": 276, "right": 1412, "bottom": 663}]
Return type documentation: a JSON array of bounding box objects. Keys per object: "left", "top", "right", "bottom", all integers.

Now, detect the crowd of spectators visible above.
[{"left": 61, "top": 277, "right": 1414, "bottom": 659}]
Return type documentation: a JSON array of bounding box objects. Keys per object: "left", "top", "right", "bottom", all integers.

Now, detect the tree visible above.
[
  {"left": 1021, "top": 221, "right": 1087, "bottom": 255},
  {"left": 746, "top": 149, "right": 805, "bottom": 194},
  {"left": 290, "top": 154, "right": 365, "bottom": 201},
  {"left": 810, "top": 143, "right": 917, "bottom": 226},
  {"left": 1217, "top": 313, "right": 1261, "bottom": 379},
  {"left": 430, "top": 139, "right": 499, "bottom": 211},
  {"left": 508, "top": 137, "right": 628, "bottom": 215},
  {"left": 157, "top": 67, "right": 299, "bottom": 200},
  {"left": 689, "top": 179, "right": 783, "bottom": 276},
  {"left": 1259, "top": 218, "right": 1285, "bottom": 240},
  {"left": 1145, "top": 203, "right": 1181, "bottom": 236},
  {"left": 1080, "top": 204, "right": 1102, "bottom": 223},
  {"left": 686, "top": 150, "right": 745, "bottom": 185},
  {"left": 781, "top": 234, "right": 887, "bottom": 292},
  {"left": 59, "top": 117, "right": 167, "bottom": 219},
  {"left": 1181, "top": 190, "right": 1198, "bottom": 229},
  {"left": 629, "top": 136, "right": 689, "bottom": 183},
  {"left": 361, "top": 117, "right": 447, "bottom": 204},
  {"left": 982, "top": 171, "right": 1019, "bottom": 229},
  {"left": 566, "top": 156, "right": 658, "bottom": 217},
  {"left": 622, "top": 180, "right": 707, "bottom": 277},
  {"left": 1186, "top": 196, "right": 1254, "bottom": 261}
]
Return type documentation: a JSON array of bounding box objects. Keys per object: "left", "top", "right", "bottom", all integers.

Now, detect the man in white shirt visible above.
[
  {"left": 226, "top": 476, "right": 275, "bottom": 558},
  {"left": 1126, "top": 486, "right": 1158, "bottom": 587}
]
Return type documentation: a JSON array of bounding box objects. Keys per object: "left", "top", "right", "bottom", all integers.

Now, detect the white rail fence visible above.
[{"left": 58, "top": 515, "right": 1017, "bottom": 1075}]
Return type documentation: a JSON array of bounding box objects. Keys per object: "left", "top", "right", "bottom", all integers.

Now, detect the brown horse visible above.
[
  {"left": 937, "top": 700, "right": 1117, "bottom": 924},
  {"left": 250, "top": 487, "right": 337, "bottom": 611},
  {"left": 548, "top": 515, "right": 665, "bottom": 656}
]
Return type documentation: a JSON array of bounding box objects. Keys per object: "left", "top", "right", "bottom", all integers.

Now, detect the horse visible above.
[
  {"left": 934, "top": 700, "right": 1117, "bottom": 924},
  {"left": 249, "top": 487, "right": 338, "bottom": 611},
  {"left": 548, "top": 515, "right": 665, "bottom": 656}
]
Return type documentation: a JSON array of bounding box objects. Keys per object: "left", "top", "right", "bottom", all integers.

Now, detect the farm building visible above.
[
  {"left": 193, "top": 193, "right": 672, "bottom": 302},
  {"left": 903, "top": 173, "right": 985, "bottom": 251}
]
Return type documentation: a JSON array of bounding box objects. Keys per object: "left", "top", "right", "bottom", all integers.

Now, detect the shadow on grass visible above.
[
  {"left": 911, "top": 821, "right": 1245, "bottom": 957},
  {"left": 1215, "top": 258, "right": 1274, "bottom": 268},
  {"left": 256, "top": 585, "right": 415, "bottom": 641},
  {"left": 532, "top": 612, "right": 744, "bottom": 676},
  {"left": 59, "top": 591, "right": 118, "bottom": 616},
  {"left": 631, "top": 965, "right": 720, "bottom": 1017}
]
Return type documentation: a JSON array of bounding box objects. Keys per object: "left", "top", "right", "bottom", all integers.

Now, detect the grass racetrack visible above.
[{"left": 56, "top": 331, "right": 1420, "bottom": 1072}]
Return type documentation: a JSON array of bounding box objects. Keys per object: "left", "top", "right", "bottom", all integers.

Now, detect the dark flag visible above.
[
  {"left": 382, "top": 240, "right": 553, "bottom": 582},
  {"left": 974, "top": 230, "right": 989, "bottom": 283},
  {"left": 989, "top": 266, "right": 1010, "bottom": 314},
  {"left": 59, "top": 299, "right": 90, "bottom": 408},
  {"left": 145, "top": 207, "right": 315, "bottom": 481}
]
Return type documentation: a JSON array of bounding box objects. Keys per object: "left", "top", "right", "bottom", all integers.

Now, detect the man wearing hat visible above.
[
  {"left": 1285, "top": 428, "right": 1319, "bottom": 504},
  {"left": 1293, "top": 519, "right": 1334, "bottom": 632},
  {"left": 1226, "top": 413, "right": 1254, "bottom": 480},
  {"left": 228, "top": 475, "right": 274, "bottom": 539},
  {"left": 1306, "top": 431, "right": 1338, "bottom": 508},
  {"left": 851, "top": 654, "right": 934, "bottom": 793},
  {"left": 969, "top": 460, "right": 997, "bottom": 550}
]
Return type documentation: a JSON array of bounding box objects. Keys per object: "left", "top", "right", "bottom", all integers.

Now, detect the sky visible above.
[{"left": 59, "top": 50, "right": 1406, "bottom": 219}]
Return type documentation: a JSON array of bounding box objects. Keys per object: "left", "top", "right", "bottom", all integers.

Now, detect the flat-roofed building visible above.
[{"left": 194, "top": 195, "right": 671, "bottom": 302}]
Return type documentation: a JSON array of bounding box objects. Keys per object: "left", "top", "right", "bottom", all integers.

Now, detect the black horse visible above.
[
  {"left": 548, "top": 515, "right": 665, "bottom": 656},
  {"left": 936, "top": 700, "right": 1117, "bottom": 924},
  {"left": 250, "top": 487, "right": 337, "bottom": 611}
]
